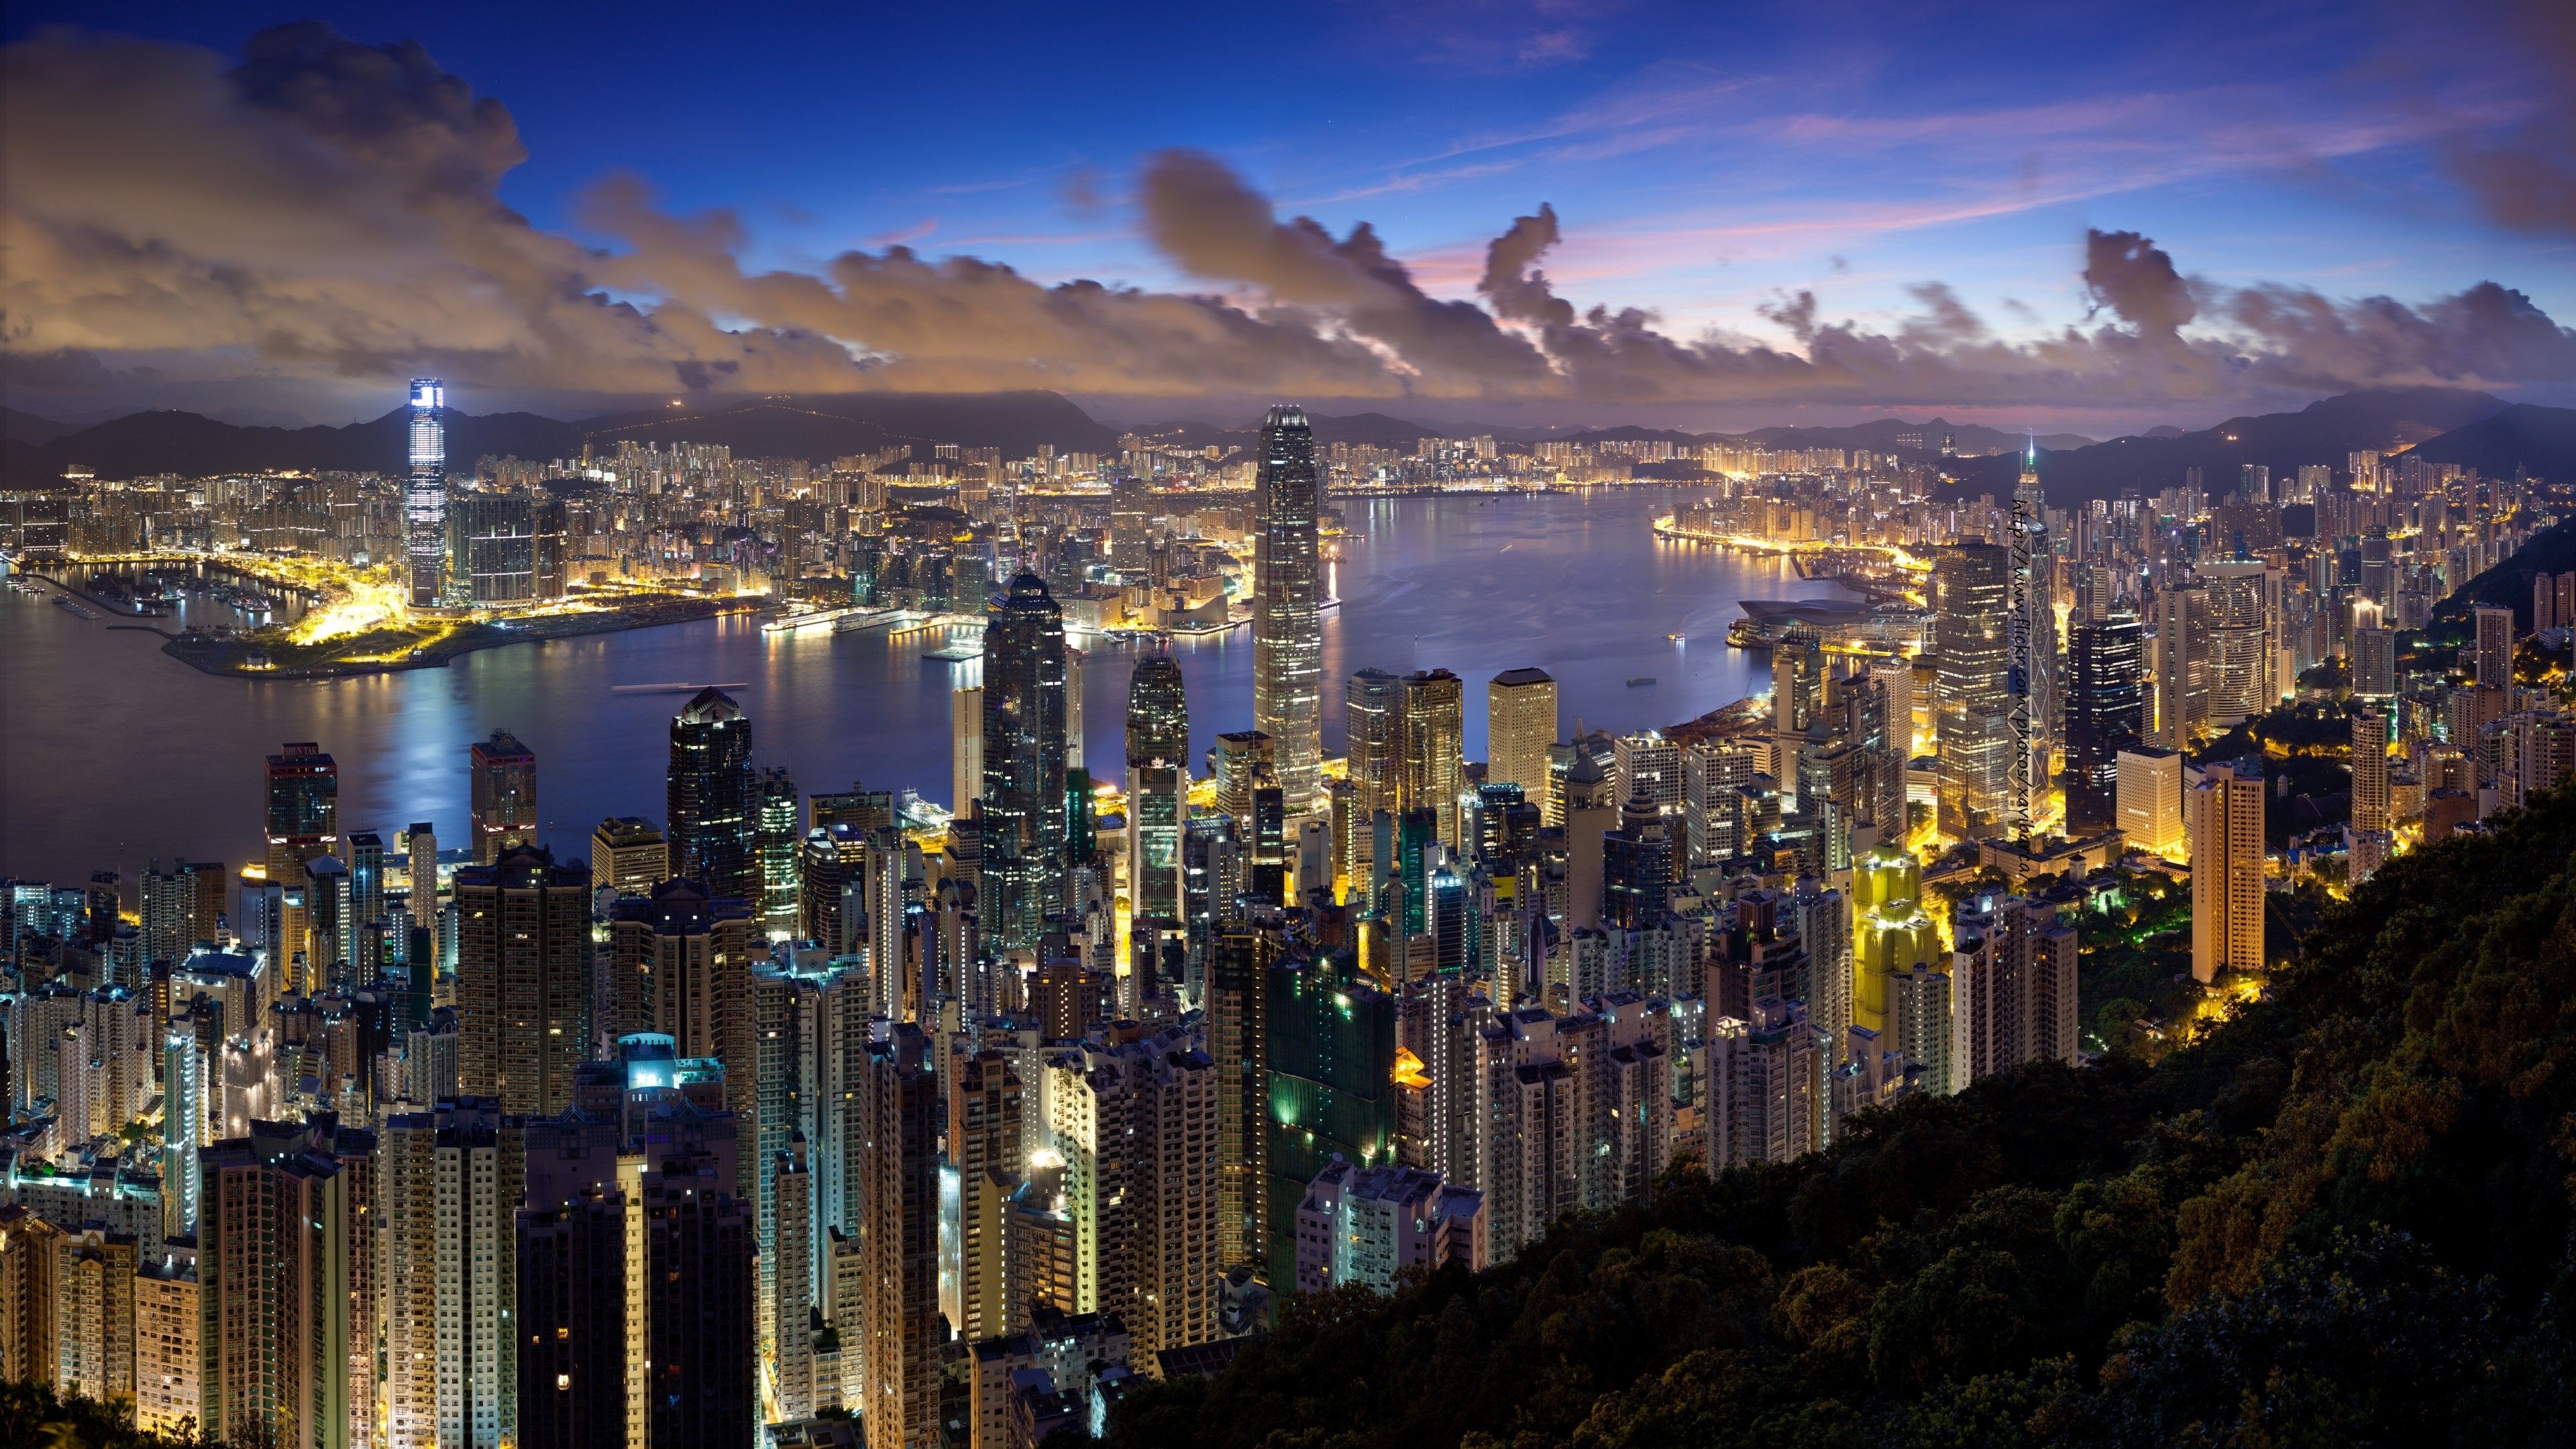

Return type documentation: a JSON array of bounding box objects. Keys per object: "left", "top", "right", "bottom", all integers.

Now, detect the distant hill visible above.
[
  {"left": 2432, "top": 513, "right": 2576, "bottom": 631},
  {"left": 2404, "top": 402, "right": 2576, "bottom": 483},
  {"left": 0, "top": 390, "right": 1120, "bottom": 484},
  {"left": 1946, "top": 386, "right": 2514, "bottom": 504},
  {"left": 0, "top": 407, "right": 80, "bottom": 447}
]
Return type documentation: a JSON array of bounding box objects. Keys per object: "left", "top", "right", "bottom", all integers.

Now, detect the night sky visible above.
[{"left": 5, "top": 0, "right": 2571, "bottom": 431}]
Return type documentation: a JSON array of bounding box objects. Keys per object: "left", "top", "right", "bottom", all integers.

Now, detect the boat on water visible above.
[
  {"left": 1667, "top": 632, "right": 1686, "bottom": 642},
  {"left": 1626, "top": 676, "right": 1656, "bottom": 687}
]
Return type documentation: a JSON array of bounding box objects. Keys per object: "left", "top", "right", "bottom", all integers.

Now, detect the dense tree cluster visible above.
[{"left": 1104, "top": 786, "right": 2576, "bottom": 1448}]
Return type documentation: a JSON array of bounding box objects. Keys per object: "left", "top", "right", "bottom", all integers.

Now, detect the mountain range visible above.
[{"left": 5, "top": 386, "right": 2571, "bottom": 493}]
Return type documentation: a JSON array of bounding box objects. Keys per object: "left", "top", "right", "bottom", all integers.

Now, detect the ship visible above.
[{"left": 1626, "top": 676, "right": 1656, "bottom": 687}]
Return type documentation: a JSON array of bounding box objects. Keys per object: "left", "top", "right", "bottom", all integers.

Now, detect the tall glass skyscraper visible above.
[
  {"left": 2065, "top": 614, "right": 2145, "bottom": 835},
  {"left": 1933, "top": 539, "right": 2012, "bottom": 839},
  {"left": 667, "top": 687, "right": 757, "bottom": 901},
  {"left": 1253, "top": 405, "right": 1322, "bottom": 818},
  {"left": 405, "top": 377, "right": 447, "bottom": 608},
  {"left": 982, "top": 571, "right": 1069, "bottom": 948}
]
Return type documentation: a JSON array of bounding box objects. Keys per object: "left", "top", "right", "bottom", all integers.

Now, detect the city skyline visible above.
[
  {"left": 3, "top": 3, "right": 2573, "bottom": 433},
  {"left": 5, "top": 8, "right": 2574, "bottom": 1446}
]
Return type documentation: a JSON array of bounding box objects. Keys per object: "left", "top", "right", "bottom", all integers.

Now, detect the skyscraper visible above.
[
  {"left": 666, "top": 688, "right": 757, "bottom": 902},
  {"left": 2351, "top": 705, "right": 2391, "bottom": 835},
  {"left": 199, "top": 1116, "right": 376, "bottom": 1449},
  {"left": 1399, "top": 669, "right": 1467, "bottom": 851},
  {"left": 1124, "top": 647, "right": 1189, "bottom": 768},
  {"left": 1933, "top": 541, "right": 2011, "bottom": 839},
  {"left": 1485, "top": 668, "right": 1557, "bottom": 807},
  {"left": 983, "top": 572, "right": 1070, "bottom": 949},
  {"left": 2475, "top": 604, "right": 2516, "bottom": 690},
  {"left": 265, "top": 741, "right": 339, "bottom": 995},
  {"left": 2189, "top": 761, "right": 2265, "bottom": 984},
  {"left": 2064, "top": 614, "right": 2145, "bottom": 835},
  {"left": 861, "top": 1024, "right": 943, "bottom": 1449},
  {"left": 407, "top": 378, "right": 446, "bottom": 608},
  {"left": 2006, "top": 448, "right": 2049, "bottom": 840},
  {"left": 455, "top": 845, "right": 594, "bottom": 1116},
  {"left": 382, "top": 1099, "right": 525, "bottom": 1449},
  {"left": 755, "top": 765, "right": 801, "bottom": 939},
  {"left": 1265, "top": 949, "right": 1395, "bottom": 1287},
  {"left": 1252, "top": 405, "right": 1323, "bottom": 818},
  {"left": 589, "top": 817, "right": 667, "bottom": 900},
  {"left": 469, "top": 730, "right": 539, "bottom": 864}
]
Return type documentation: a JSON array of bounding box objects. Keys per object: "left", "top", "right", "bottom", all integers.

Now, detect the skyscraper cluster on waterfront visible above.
[{"left": 5, "top": 397, "right": 2570, "bottom": 1449}]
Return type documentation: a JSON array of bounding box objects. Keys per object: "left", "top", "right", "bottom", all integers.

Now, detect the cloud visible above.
[
  {"left": 2440, "top": 0, "right": 2576, "bottom": 237},
  {"left": 3, "top": 22, "right": 2573, "bottom": 418}
]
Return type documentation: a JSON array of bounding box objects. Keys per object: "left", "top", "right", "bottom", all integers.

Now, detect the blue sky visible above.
[{"left": 7, "top": 0, "right": 2571, "bottom": 429}]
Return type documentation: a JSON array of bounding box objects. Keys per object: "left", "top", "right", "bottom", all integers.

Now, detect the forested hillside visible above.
[{"left": 1104, "top": 788, "right": 2576, "bottom": 1448}]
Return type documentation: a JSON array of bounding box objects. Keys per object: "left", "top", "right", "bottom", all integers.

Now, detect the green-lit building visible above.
[{"left": 1265, "top": 947, "right": 1396, "bottom": 1287}]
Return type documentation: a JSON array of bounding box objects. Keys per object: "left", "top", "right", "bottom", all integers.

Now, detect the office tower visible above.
[
  {"left": 2151, "top": 584, "right": 2206, "bottom": 749},
  {"left": 135, "top": 1242, "right": 200, "bottom": 1436},
  {"left": 2197, "top": 562, "right": 2275, "bottom": 726},
  {"left": 2475, "top": 604, "right": 2516, "bottom": 690},
  {"left": 1398, "top": 669, "right": 1468, "bottom": 850},
  {"left": 1949, "top": 897, "right": 2080, "bottom": 1086},
  {"left": 1486, "top": 668, "right": 1557, "bottom": 805},
  {"left": 1601, "top": 787, "right": 1673, "bottom": 930},
  {"left": 1126, "top": 649, "right": 1191, "bottom": 923},
  {"left": 2190, "top": 762, "right": 2266, "bottom": 983},
  {"left": 407, "top": 378, "right": 446, "bottom": 608},
  {"left": 607, "top": 875, "right": 757, "bottom": 1118},
  {"left": 667, "top": 688, "right": 757, "bottom": 901},
  {"left": 1474, "top": 996, "right": 1673, "bottom": 1264},
  {"left": 468, "top": 731, "right": 539, "bottom": 863},
  {"left": 2006, "top": 450, "right": 2052, "bottom": 839},
  {"left": 1683, "top": 738, "right": 1760, "bottom": 867},
  {"left": 1849, "top": 839, "right": 1939, "bottom": 1037},
  {"left": 199, "top": 1116, "right": 376, "bottom": 1449},
  {"left": 2352, "top": 626, "right": 2398, "bottom": 700},
  {"left": 1293, "top": 1161, "right": 1484, "bottom": 1295},
  {"left": 382, "top": 1099, "right": 525, "bottom": 1449},
  {"left": 1933, "top": 541, "right": 2011, "bottom": 838},
  {"left": 403, "top": 821, "right": 439, "bottom": 899},
  {"left": 2116, "top": 747, "right": 2186, "bottom": 857},
  {"left": 1041, "top": 1027, "right": 1221, "bottom": 1355},
  {"left": 1266, "top": 950, "right": 1395, "bottom": 1287},
  {"left": 1208, "top": 928, "right": 1271, "bottom": 1273},
  {"left": 589, "top": 818, "right": 667, "bottom": 898},
  {"left": 1125, "top": 647, "right": 1189, "bottom": 767},
  {"left": 1706, "top": 999, "right": 1822, "bottom": 1167},
  {"left": 1252, "top": 405, "right": 1324, "bottom": 817},
  {"left": 2351, "top": 706, "right": 2392, "bottom": 834},
  {"left": 2065, "top": 614, "right": 2145, "bottom": 835},
  {"left": 950, "top": 1049, "right": 1026, "bottom": 1342},
  {"left": 755, "top": 766, "right": 801, "bottom": 939},
  {"left": 1562, "top": 750, "right": 1615, "bottom": 932},
  {"left": 1110, "top": 472, "right": 1154, "bottom": 571},
  {"left": 266, "top": 741, "right": 339, "bottom": 993},
  {"left": 862, "top": 1024, "right": 943, "bottom": 1449},
  {"left": 951, "top": 683, "right": 985, "bottom": 814},
  {"left": 454, "top": 845, "right": 594, "bottom": 1116},
  {"left": 983, "top": 572, "right": 1071, "bottom": 950}
]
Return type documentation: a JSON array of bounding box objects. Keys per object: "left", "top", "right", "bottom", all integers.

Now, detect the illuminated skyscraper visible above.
[
  {"left": 667, "top": 688, "right": 757, "bottom": 902},
  {"left": 454, "top": 845, "right": 594, "bottom": 1116},
  {"left": 407, "top": 378, "right": 447, "bottom": 608},
  {"left": 468, "top": 729, "right": 538, "bottom": 864},
  {"left": 1253, "top": 406, "right": 1323, "bottom": 818},
  {"left": 1399, "top": 669, "right": 1467, "bottom": 851},
  {"left": 1265, "top": 949, "right": 1395, "bottom": 1287},
  {"left": 2064, "top": 614, "right": 2145, "bottom": 835},
  {"left": 2007, "top": 449, "right": 2053, "bottom": 840},
  {"left": 1933, "top": 541, "right": 2011, "bottom": 839},
  {"left": 1125, "top": 647, "right": 1189, "bottom": 767},
  {"left": 589, "top": 817, "right": 667, "bottom": 900},
  {"left": 265, "top": 741, "right": 338, "bottom": 995},
  {"left": 755, "top": 765, "right": 801, "bottom": 939},
  {"left": 861, "top": 1024, "right": 943, "bottom": 1449},
  {"left": 983, "top": 572, "right": 1070, "bottom": 949},
  {"left": 1109, "top": 471, "right": 1154, "bottom": 573},
  {"left": 1127, "top": 649, "right": 1190, "bottom": 923},
  {"left": 2189, "top": 761, "right": 2265, "bottom": 984},
  {"left": 1485, "top": 667, "right": 1557, "bottom": 808},
  {"left": 2475, "top": 604, "right": 2516, "bottom": 689},
  {"left": 1849, "top": 839, "right": 1940, "bottom": 1038}
]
